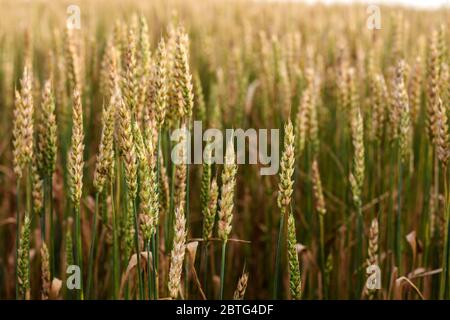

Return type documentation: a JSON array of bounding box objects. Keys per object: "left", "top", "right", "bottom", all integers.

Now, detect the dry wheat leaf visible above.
[{"left": 186, "top": 241, "right": 198, "bottom": 262}]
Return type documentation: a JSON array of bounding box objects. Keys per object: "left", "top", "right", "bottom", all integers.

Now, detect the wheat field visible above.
[{"left": 0, "top": 0, "right": 449, "bottom": 300}]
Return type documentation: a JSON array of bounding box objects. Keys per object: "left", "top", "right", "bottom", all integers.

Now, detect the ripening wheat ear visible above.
[
  {"left": 31, "top": 155, "right": 43, "bottom": 215},
  {"left": 312, "top": 159, "right": 326, "bottom": 216},
  {"left": 201, "top": 141, "right": 213, "bottom": 238},
  {"left": 136, "top": 16, "right": 151, "bottom": 122},
  {"left": 122, "top": 25, "right": 138, "bottom": 117},
  {"left": 349, "top": 106, "right": 364, "bottom": 209},
  {"left": 37, "top": 80, "right": 57, "bottom": 178},
  {"left": 409, "top": 56, "right": 423, "bottom": 123},
  {"left": 13, "top": 66, "right": 34, "bottom": 178},
  {"left": 336, "top": 46, "right": 350, "bottom": 113},
  {"left": 312, "top": 158, "right": 327, "bottom": 295},
  {"left": 367, "top": 218, "right": 379, "bottom": 268},
  {"left": 174, "top": 127, "right": 188, "bottom": 211},
  {"left": 41, "top": 242, "right": 50, "bottom": 300},
  {"left": 433, "top": 98, "right": 450, "bottom": 167},
  {"left": 139, "top": 160, "right": 159, "bottom": 241},
  {"left": 371, "top": 74, "right": 388, "bottom": 143},
  {"left": 67, "top": 88, "right": 85, "bottom": 299},
  {"left": 132, "top": 119, "right": 145, "bottom": 168},
  {"left": 349, "top": 103, "right": 366, "bottom": 295},
  {"left": 13, "top": 91, "right": 25, "bottom": 178},
  {"left": 142, "top": 104, "right": 158, "bottom": 158},
  {"left": 218, "top": 135, "right": 237, "bottom": 242},
  {"left": 93, "top": 89, "right": 117, "bottom": 193},
  {"left": 437, "top": 24, "right": 447, "bottom": 78},
  {"left": 68, "top": 89, "right": 84, "bottom": 205},
  {"left": 168, "top": 204, "right": 186, "bottom": 299},
  {"left": 233, "top": 272, "right": 249, "bottom": 300},
  {"left": 217, "top": 135, "right": 238, "bottom": 300},
  {"left": 117, "top": 94, "right": 138, "bottom": 199},
  {"left": 394, "top": 60, "right": 412, "bottom": 165},
  {"left": 203, "top": 178, "right": 219, "bottom": 241},
  {"left": 100, "top": 37, "right": 117, "bottom": 98},
  {"left": 426, "top": 30, "right": 440, "bottom": 142},
  {"left": 18, "top": 214, "right": 31, "bottom": 300},
  {"left": 64, "top": 28, "right": 81, "bottom": 91},
  {"left": 167, "top": 28, "right": 194, "bottom": 127},
  {"left": 295, "top": 74, "right": 312, "bottom": 157},
  {"left": 277, "top": 120, "right": 295, "bottom": 216},
  {"left": 116, "top": 90, "right": 144, "bottom": 297},
  {"left": 137, "top": 125, "right": 159, "bottom": 241},
  {"left": 274, "top": 119, "right": 296, "bottom": 299},
  {"left": 151, "top": 38, "right": 168, "bottom": 129},
  {"left": 112, "top": 19, "right": 125, "bottom": 66},
  {"left": 366, "top": 218, "right": 379, "bottom": 299}
]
